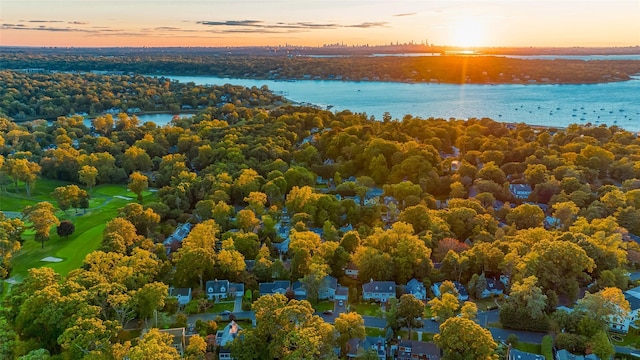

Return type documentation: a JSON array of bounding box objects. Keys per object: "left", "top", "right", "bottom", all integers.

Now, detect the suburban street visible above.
[{"left": 185, "top": 302, "right": 638, "bottom": 355}]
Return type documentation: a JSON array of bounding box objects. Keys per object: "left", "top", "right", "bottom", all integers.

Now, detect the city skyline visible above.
[{"left": 1, "top": 0, "right": 639, "bottom": 48}]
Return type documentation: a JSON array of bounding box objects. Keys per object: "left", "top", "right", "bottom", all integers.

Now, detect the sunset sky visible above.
[{"left": 1, "top": 0, "right": 639, "bottom": 48}]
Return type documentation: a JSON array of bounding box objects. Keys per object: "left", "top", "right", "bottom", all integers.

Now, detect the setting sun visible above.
[{"left": 449, "top": 18, "right": 488, "bottom": 48}]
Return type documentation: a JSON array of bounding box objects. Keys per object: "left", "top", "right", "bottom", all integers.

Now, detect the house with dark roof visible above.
[
  {"left": 344, "top": 262, "right": 359, "bottom": 279},
  {"left": 431, "top": 282, "right": 469, "bottom": 301},
  {"left": 396, "top": 340, "right": 441, "bottom": 360},
  {"left": 169, "top": 287, "right": 192, "bottom": 306},
  {"left": 404, "top": 278, "right": 427, "bottom": 301},
  {"left": 291, "top": 281, "right": 307, "bottom": 299},
  {"left": 335, "top": 285, "right": 349, "bottom": 301},
  {"left": 509, "top": 184, "right": 532, "bottom": 200},
  {"left": 479, "top": 278, "right": 505, "bottom": 299},
  {"left": 206, "top": 280, "right": 230, "bottom": 301},
  {"left": 319, "top": 275, "right": 338, "bottom": 300},
  {"left": 554, "top": 349, "right": 599, "bottom": 360},
  {"left": 163, "top": 223, "right": 192, "bottom": 254},
  {"left": 205, "top": 280, "right": 244, "bottom": 301},
  {"left": 508, "top": 348, "right": 545, "bottom": 360},
  {"left": 259, "top": 280, "right": 291, "bottom": 296},
  {"left": 363, "top": 280, "right": 397, "bottom": 303}
]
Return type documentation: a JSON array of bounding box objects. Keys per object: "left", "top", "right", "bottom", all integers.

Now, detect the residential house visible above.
[
  {"left": 609, "top": 285, "right": 640, "bottom": 333},
  {"left": 509, "top": 184, "right": 533, "bottom": 200},
  {"left": 206, "top": 280, "right": 231, "bottom": 301},
  {"left": 344, "top": 262, "right": 359, "bottom": 279},
  {"left": 291, "top": 281, "right": 307, "bottom": 299},
  {"left": 205, "top": 280, "right": 244, "bottom": 301},
  {"left": 363, "top": 280, "right": 397, "bottom": 303},
  {"left": 346, "top": 337, "right": 386, "bottom": 359},
  {"left": 169, "top": 287, "right": 192, "bottom": 306},
  {"left": 404, "top": 278, "right": 427, "bottom": 301},
  {"left": 160, "top": 328, "right": 186, "bottom": 356},
  {"left": 554, "top": 349, "right": 599, "bottom": 360},
  {"left": 396, "top": 340, "right": 441, "bottom": 360},
  {"left": 508, "top": 348, "right": 545, "bottom": 360},
  {"left": 217, "top": 320, "right": 242, "bottom": 360},
  {"left": 228, "top": 282, "right": 244, "bottom": 298},
  {"left": 335, "top": 285, "right": 349, "bottom": 302},
  {"left": 163, "top": 223, "right": 193, "bottom": 254},
  {"left": 431, "top": 282, "right": 469, "bottom": 301},
  {"left": 319, "top": 275, "right": 338, "bottom": 300},
  {"left": 478, "top": 278, "right": 505, "bottom": 299},
  {"left": 259, "top": 280, "right": 291, "bottom": 296}
]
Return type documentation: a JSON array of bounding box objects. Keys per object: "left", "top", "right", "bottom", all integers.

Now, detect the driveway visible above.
[{"left": 233, "top": 296, "right": 243, "bottom": 312}]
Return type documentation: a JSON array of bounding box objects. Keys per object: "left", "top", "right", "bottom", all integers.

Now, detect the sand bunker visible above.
[{"left": 41, "top": 256, "right": 64, "bottom": 263}]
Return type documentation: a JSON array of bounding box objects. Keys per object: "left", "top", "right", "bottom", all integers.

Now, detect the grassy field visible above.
[
  {"left": 2, "top": 179, "right": 157, "bottom": 284},
  {"left": 313, "top": 301, "right": 335, "bottom": 312},
  {"left": 354, "top": 303, "right": 384, "bottom": 317},
  {"left": 365, "top": 327, "right": 385, "bottom": 337},
  {"left": 515, "top": 342, "right": 542, "bottom": 354}
]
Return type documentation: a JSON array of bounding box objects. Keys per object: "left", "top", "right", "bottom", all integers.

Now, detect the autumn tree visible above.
[
  {"left": 506, "top": 203, "right": 545, "bottom": 229},
  {"left": 334, "top": 312, "right": 366, "bottom": 356},
  {"left": 23, "top": 202, "right": 60, "bottom": 248},
  {"left": 78, "top": 165, "right": 98, "bottom": 192},
  {"left": 434, "top": 317, "right": 498, "bottom": 360},
  {"left": 128, "top": 171, "right": 148, "bottom": 203},
  {"left": 127, "top": 328, "right": 180, "bottom": 360},
  {"left": 0, "top": 214, "right": 24, "bottom": 279},
  {"left": 118, "top": 203, "right": 160, "bottom": 237},
  {"left": 428, "top": 293, "right": 460, "bottom": 322},
  {"left": 5, "top": 157, "right": 41, "bottom": 196},
  {"left": 58, "top": 317, "right": 120, "bottom": 360},
  {"left": 102, "top": 217, "right": 141, "bottom": 254},
  {"left": 524, "top": 240, "right": 595, "bottom": 300}
]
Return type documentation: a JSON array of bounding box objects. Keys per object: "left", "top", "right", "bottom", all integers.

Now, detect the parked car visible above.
[
  {"left": 221, "top": 310, "right": 231, "bottom": 315},
  {"left": 338, "top": 300, "right": 343, "bottom": 306},
  {"left": 323, "top": 310, "right": 333, "bottom": 315}
]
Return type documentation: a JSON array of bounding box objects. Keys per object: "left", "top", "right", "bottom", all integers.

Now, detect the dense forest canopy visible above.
[
  {"left": 1, "top": 70, "right": 640, "bottom": 359},
  {"left": 0, "top": 70, "right": 285, "bottom": 120},
  {"left": 2, "top": 50, "right": 640, "bottom": 87}
]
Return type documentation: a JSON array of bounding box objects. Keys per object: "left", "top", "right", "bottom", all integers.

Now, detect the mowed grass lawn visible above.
[{"left": 3, "top": 179, "right": 157, "bottom": 283}]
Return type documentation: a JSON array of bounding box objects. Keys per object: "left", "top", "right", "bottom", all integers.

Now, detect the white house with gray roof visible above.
[{"left": 363, "top": 280, "right": 396, "bottom": 303}]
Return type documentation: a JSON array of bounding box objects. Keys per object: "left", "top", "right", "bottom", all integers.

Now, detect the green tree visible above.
[
  {"left": 575, "top": 287, "right": 630, "bottom": 327},
  {"left": 396, "top": 294, "right": 424, "bottom": 339},
  {"left": 434, "top": 317, "right": 498, "bottom": 360},
  {"left": 135, "top": 282, "right": 168, "bottom": 327},
  {"left": 589, "top": 330, "right": 614, "bottom": 360},
  {"left": 300, "top": 262, "right": 329, "bottom": 304}
]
